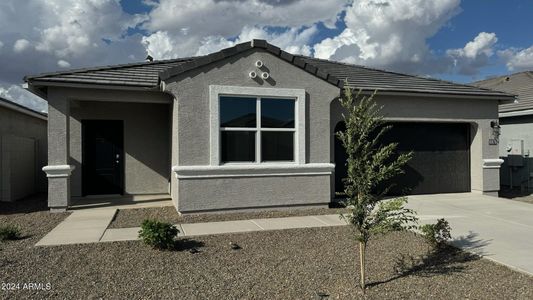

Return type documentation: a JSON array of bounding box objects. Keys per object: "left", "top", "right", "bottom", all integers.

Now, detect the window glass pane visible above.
[
  {"left": 221, "top": 131, "right": 256, "bottom": 162},
  {"left": 261, "top": 98, "right": 295, "bottom": 128},
  {"left": 220, "top": 96, "right": 256, "bottom": 127},
  {"left": 261, "top": 132, "right": 294, "bottom": 161}
]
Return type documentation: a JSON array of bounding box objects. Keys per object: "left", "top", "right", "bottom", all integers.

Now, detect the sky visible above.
[{"left": 0, "top": 0, "right": 532, "bottom": 113}]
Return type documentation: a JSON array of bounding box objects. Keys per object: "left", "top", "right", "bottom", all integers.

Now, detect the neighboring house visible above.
[
  {"left": 473, "top": 71, "right": 533, "bottom": 191},
  {"left": 0, "top": 96, "right": 47, "bottom": 202},
  {"left": 24, "top": 40, "right": 514, "bottom": 213}
]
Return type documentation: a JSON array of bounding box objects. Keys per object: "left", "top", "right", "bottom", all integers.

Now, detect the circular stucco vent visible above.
[{"left": 261, "top": 72, "right": 270, "bottom": 80}]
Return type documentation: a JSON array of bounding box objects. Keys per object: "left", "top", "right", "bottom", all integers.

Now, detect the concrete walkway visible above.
[
  {"left": 407, "top": 193, "right": 533, "bottom": 275},
  {"left": 38, "top": 213, "right": 348, "bottom": 245},
  {"left": 101, "top": 215, "right": 347, "bottom": 242},
  {"left": 36, "top": 208, "right": 117, "bottom": 246}
]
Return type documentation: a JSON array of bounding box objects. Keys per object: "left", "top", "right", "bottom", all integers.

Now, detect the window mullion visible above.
[{"left": 256, "top": 97, "right": 261, "bottom": 163}]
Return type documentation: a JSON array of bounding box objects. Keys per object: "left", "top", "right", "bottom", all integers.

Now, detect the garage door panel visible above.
[
  {"left": 385, "top": 123, "right": 470, "bottom": 195},
  {"left": 391, "top": 150, "right": 470, "bottom": 194},
  {"left": 334, "top": 122, "right": 471, "bottom": 196}
]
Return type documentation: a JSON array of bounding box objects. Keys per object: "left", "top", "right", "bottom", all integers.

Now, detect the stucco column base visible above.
[
  {"left": 481, "top": 159, "right": 504, "bottom": 197},
  {"left": 43, "top": 165, "right": 75, "bottom": 212},
  {"left": 482, "top": 191, "right": 499, "bottom": 197}
]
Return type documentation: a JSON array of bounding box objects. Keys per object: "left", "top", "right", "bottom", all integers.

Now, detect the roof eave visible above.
[
  {"left": 26, "top": 79, "right": 160, "bottom": 92},
  {"left": 0, "top": 96, "right": 47, "bottom": 120},
  {"left": 344, "top": 86, "right": 516, "bottom": 101},
  {"left": 22, "top": 82, "right": 48, "bottom": 100}
]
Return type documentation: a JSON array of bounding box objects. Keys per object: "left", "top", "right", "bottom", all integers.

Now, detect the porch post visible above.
[
  {"left": 471, "top": 120, "right": 503, "bottom": 197},
  {"left": 42, "top": 90, "right": 75, "bottom": 212}
]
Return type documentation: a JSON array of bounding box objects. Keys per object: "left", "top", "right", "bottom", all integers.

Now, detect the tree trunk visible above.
[{"left": 359, "top": 241, "right": 366, "bottom": 290}]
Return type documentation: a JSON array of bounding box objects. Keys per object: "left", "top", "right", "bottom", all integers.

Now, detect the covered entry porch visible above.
[{"left": 42, "top": 87, "right": 173, "bottom": 211}]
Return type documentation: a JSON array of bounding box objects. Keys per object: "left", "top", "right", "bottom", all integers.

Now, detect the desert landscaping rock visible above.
[{"left": 1, "top": 202, "right": 533, "bottom": 299}]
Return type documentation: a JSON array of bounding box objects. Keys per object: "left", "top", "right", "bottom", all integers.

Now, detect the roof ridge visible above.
[
  {"left": 24, "top": 56, "right": 198, "bottom": 81},
  {"left": 473, "top": 70, "right": 533, "bottom": 84},
  {"left": 297, "top": 55, "right": 504, "bottom": 94}
]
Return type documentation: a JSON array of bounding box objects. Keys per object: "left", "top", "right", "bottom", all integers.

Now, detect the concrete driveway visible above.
[{"left": 407, "top": 193, "right": 533, "bottom": 275}]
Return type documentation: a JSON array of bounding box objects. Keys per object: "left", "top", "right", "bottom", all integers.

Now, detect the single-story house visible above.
[
  {"left": 0, "top": 96, "right": 47, "bottom": 202},
  {"left": 473, "top": 71, "right": 533, "bottom": 191},
  {"left": 24, "top": 40, "right": 515, "bottom": 213}
]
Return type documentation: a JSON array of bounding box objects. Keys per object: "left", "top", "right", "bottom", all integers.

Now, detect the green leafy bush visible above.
[
  {"left": 420, "top": 218, "right": 452, "bottom": 248},
  {"left": 0, "top": 224, "right": 22, "bottom": 241},
  {"left": 138, "top": 219, "right": 179, "bottom": 250}
]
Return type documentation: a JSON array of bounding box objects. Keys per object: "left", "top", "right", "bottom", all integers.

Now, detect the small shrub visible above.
[
  {"left": 138, "top": 219, "right": 179, "bottom": 250},
  {"left": 420, "top": 218, "right": 452, "bottom": 248},
  {"left": 0, "top": 224, "right": 22, "bottom": 241}
]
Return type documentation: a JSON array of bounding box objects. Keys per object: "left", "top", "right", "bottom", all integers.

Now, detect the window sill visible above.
[{"left": 172, "top": 163, "right": 335, "bottom": 179}]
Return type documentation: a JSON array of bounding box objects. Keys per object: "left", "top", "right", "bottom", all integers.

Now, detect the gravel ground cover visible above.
[
  {"left": 2, "top": 202, "right": 533, "bottom": 299},
  {"left": 109, "top": 206, "right": 349, "bottom": 228}
]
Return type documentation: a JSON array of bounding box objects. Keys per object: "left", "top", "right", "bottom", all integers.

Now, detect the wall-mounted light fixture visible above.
[
  {"left": 489, "top": 120, "right": 501, "bottom": 145},
  {"left": 491, "top": 120, "right": 501, "bottom": 132}
]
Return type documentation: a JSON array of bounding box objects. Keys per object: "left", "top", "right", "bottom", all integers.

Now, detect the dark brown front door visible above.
[{"left": 82, "top": 120, "right": 124, "bottom": 196}]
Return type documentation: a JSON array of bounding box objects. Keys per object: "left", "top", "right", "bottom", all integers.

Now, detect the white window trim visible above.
[{"left": 210, "top": 85, "right": 306, "bottom": 166}]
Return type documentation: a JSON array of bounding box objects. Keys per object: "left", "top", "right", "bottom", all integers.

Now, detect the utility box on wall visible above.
[
  {"left": 508, "top": 139, "right": 524, "bottom": 156},
  {"left": 506, "top": 139, "right": 525, "bottom": 167}
]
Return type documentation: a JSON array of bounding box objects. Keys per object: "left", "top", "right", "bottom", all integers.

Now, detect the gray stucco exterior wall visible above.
[
  {"left": 0, "top": 105, "right": 47, "bottom": 201},
  {"left": 166, "top": 49, "right": 340, "bottom": 165},
  {"left": 165, "top": 49, "right": 340, "bottom": 212}
]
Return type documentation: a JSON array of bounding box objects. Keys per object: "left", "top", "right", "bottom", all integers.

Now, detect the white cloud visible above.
[
  {"left": 0, "top": 0, "right": 137, "bottom": 58},
  {"left": 459, "top": 32, "right": 497, "bottom": 58},
  {"left": 13, "top": 39, "right": 30, "bottom": 52},
  {"left": 0, "top": 83, "right": 47, "bottom": 113},
  {"left": 142, "top": 25, "right": 318, "bottom": 60},
  {"left": 141, "top": 0, "right": 347, "bottom": 59},
  {"left": 33, "top": 0, "right": 137, "bottom": 58},
  {"left": 0, "top": 0, "right": 146, "bottom": 85},
  {"left": 499, "top": 45, "right": 533, "bottom": 71},
  {"left": 198, "top": 25, "right": 317, "bottom": 57},
  {"left": 446, "top": 32, "right": 498, "bottom": 75},
  {"left": 141, "top": 31, "right": 184, "bottom": 60},
  {"left": 313, "top": 0, "right": 461, "bottom": 74},
  {"left": 57, "top": 60, "right": 71, "bottom": 68},
  {"left": 144, "top": 0, "right": 346, "bottom": 34}
]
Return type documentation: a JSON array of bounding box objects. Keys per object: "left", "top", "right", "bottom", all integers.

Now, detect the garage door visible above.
[{"left": 334, "top": 122, "right": 471, "bottom": 196}]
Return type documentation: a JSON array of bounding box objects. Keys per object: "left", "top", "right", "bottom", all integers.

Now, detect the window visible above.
[{"left": 220, "top": 96, "right": 295, "bottom": 163}]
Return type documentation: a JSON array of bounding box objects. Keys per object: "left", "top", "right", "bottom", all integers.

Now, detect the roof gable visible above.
[
  {"left": 158, "top": 40, "right": 343, "bottom": 88},
  {"left": 473, "top": 71, "right": 533, "bottom": 112}
]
